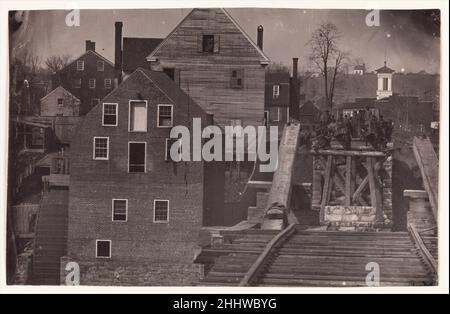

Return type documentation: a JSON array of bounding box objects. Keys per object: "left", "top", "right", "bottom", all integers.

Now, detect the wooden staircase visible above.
[
  {"left": 197, "top": 227, "right": 436, "bottom": 287},
  {"left": 32, "top": 188, "right": 68, "bottom": 285}
]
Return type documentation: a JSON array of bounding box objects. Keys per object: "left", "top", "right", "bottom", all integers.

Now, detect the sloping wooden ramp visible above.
[{"left": 197, "top": 226, "right": 436, "bottom": 287}]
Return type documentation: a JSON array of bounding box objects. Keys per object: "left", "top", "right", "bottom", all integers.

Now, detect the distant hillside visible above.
[{"left": 302, "top": 73, "right": 439, "bottom": 109}]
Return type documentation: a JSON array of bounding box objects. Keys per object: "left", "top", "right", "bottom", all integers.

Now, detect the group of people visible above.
[{"left": 312, "top": 109, "right": 394, "bottom": 150}]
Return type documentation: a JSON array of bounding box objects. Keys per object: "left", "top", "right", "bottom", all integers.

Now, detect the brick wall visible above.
[{"left": 67, "top": 70, "right": 207, "bottom": 284}]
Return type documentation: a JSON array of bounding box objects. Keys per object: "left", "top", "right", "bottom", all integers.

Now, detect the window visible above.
[
  {"left": 93, "top": 137, "right": 109, "bottom": 160},
  {"left": 129, "top": 101, "right": 147, "bottom": 132},
  {"left": 270, "top": 107, "right": 280, "bottom": 122},
  {"left": 57, "top": 98, "right": 63, "bottom": 107},
  {"left": 199, "top": 34, "right": 219, "bottom": 53},
  {"left": 112, "top": 199, "right": 127, "bottom": 222},
  {"left": 96, "top": 240, "right": 111, "bottom": 258},
  {"left": 383, "top": 77, "right": 389, "bottom": 91},
  {"left": 273, "top": 85, "right": 280, "bottom": 99},
  {"left": 154, "top": 200, "right": 169, "bottom": 223},
  {"left": 74, "top": 78, "right": 81, "bottom": 89},
  {"left": 165, "top": 138, "right": 182, "bottom": 162},
  {"left": 97, "top": 61, "right": 104, "bottom": 71},
  {"left": 158, "top": 104, "right": 173, "bottom": 127},
  {"left": 76, "top": 60, "right": 84, "bottom": 71},
  {"left": 102, "top": 103, "right": 118, "bottom": 126},
  {"left": 104, "top": 78, "right": 112, "bottom": 89},
  {"left": 88, "top": 79, "right": 96, "bottom": 89},
  {"left": 230, "top": 69, "right": 244, "bottom": 89},
  {"left": 128, "top": 142, "right": 146, "bottom": 173}
]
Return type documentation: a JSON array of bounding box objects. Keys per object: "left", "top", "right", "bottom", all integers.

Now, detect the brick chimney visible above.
[
  {"left": 85, "top": 40, "right": 95, "bottom": 52},
  {"left": 257, "top": 25, "right": 263, "bottom": 50},
  {"left": 115, "top": 21, "right": 123, "bottom": 83}
]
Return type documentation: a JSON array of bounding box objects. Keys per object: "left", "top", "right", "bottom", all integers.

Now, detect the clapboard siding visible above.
[{"left": 150, "top": 8, "right": 267, "bottom": 127}]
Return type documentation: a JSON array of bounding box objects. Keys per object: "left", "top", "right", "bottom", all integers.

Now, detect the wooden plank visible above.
[
  {"left": 413, "top": 137, "right": 438, "bottom": 219},
  {"left": 239, "top": 224, "right": 296, "bottom": 286},
  {"left": 366, "top": 157, "right": 379, "bottom": 218},
  {"left": 320, "top": 155, "right": 333, "bottom": 222},
  {"left": 350, "top": 158, "right": 356, "bottom": 201},
  {"left": 408, "top": 224, "right": 437, "bottom": 274},
  {"left": 352, "top": 160, "right": 382, "bottom": 205},
  {"left": 345, "top": 156, "right": 351, "bottom": 206}
]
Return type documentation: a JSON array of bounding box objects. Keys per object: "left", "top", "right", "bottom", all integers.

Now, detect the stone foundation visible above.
[{"left": 60, "top": 256, "right": 203, "bottom": 286}]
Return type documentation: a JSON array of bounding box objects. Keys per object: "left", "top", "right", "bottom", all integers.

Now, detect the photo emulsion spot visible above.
[{"left": 5, "top": 6, "right": 443, "bottom": 289}]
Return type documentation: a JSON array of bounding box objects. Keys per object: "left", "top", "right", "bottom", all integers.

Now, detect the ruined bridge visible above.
[{"left": 195, "top": 124, "right": 438, "bottom": 286}]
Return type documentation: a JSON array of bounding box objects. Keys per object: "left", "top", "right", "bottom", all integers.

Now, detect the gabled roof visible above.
[
  {"left": 122, "top": 37, "right": 163, "bottom": 72},
  {"left": 40, "top": 85, "right": 80, "bottom": 102},
  {"left": 375, "top": 61, "right": 395, "bottom": 74},
  {"left": 59, "top": 50, "right": 114, "bottom": 73},
  {"left": 146, "top": 8, "right": 270, "bottom": 65}
]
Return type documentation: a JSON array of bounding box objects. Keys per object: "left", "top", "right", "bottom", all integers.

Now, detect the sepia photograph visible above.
[{"left": 2, "top": 1, "right": 447, "bottom": 292}]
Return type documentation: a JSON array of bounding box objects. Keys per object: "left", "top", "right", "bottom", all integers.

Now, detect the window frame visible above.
[
  {"left": 104, "top": 78, "right": 112, "bottom": 89},
  {"left": 102, "top": 103, "right": 118, "bottom": 127},
  {"left": 270, "top": 107, "right": 281, "bottom": 122},
  {"left": 230, "top": 69, "right": 244, "bottom": 89},
  {"left": 111, "top": 199, "right": 128, "bottom": 222},
  {"left": 128, "top": 141, "right": 147, "bottom": 173},
  {"left": 157, "top": 104, "right": 174, "bottom": 128},
  {"left": 95, "top": 239, "right": 111, "bottom": 258},
  {"left": 273, "top": 84, "right": 280, "bottom": 99},
  {"left": 128, "top": 100, "right": 148, "bottom": 132},
  {"left": 88, "top": 78, "right": 96, "bottom": 89},
  {"left": 93, "top": 136, "right": 109, "bottom": 160},
  {"left": 97, "top": 60, "right": 105, "bottom": 72},
  {"left": 153, "top": 199, "right": 169, "bottom": 223},
  {"left": 76, "top": 60, "right": 84, "bottom": 71}
]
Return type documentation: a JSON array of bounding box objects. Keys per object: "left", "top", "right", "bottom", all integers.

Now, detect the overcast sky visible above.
[{"left": 14, "top": 8, "right": 441, "bottom": 74}]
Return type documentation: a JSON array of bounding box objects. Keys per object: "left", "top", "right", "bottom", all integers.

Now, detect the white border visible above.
[
  {"left": 112, "top": 199, "right": 128, "bottom": 222},
  {"left": 93, "top": 136, "right": 109, "bottom": 160},
  {"left": 0, "top": 0, "right": 448, "bottom": 295},
  {"left": 157, "top": 104, "right": 174, "bottom": 128},
  {"left": 95, "top": 239, "right": 112, "bottom": 259},
  {"left": 102, "top": 103, "right": 118, "bottom": 126},
  {"left": 128, "top": 141, "right": 147, "bottom": 173},
  {"left": 128, "top": 100, "right": 148, "bottom": 132},
  {"left": 153, "top": 199, "right": 170, "bottom": 223},
  {"left": 88, "top": 78, "right": 96, "bottom": 89}
]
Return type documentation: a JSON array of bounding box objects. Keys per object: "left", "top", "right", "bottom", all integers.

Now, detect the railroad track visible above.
[{"left": 198, "top": 224, "right": 437, "bottom": 287}]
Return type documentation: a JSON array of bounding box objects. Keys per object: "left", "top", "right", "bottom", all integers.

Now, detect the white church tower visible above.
[{"left": 375, "top": 61, "right": 395, "bottom": 99}]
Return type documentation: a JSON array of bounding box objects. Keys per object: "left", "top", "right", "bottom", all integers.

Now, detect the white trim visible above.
[
  {"left": 95, "top": 239, "right": 111, "bottom": 258},
  {"left": 157, "top": 104, "right": 174, "bottom": 128},
  {"left": 104, "top": 78, "right": 112, "bottom": 89},
  {"left": 128, "top": 100, "right": 148, "bottom": 132},
  {"left": 61, "top": 50, "right": 114, "bottom": 73},
  {"left": 146, "top": 8, "right": 270, "bottom": 64},
  {"left": 93, "top": 136, "right": 109, "bottom": 160},
  {"left": 76, "top": 60, "right": 84, "bottom": 71},
  {"left": 88, "top": 78, "right": 96, "bottom": 89},
  {"left": 153, "top": 199, "right": 169, "bottom": 223},
  {"left": 112, "top": 199, "right": 128, "bottom": 222},
  {"left": 102, "top": 103, "right": 118, "bottom": 127},
  {"left": 270, "top": 107, "right": 280, "bottom": 122},
  {"left": 128, "top": 141, "right": 147, "bottom": 173}
]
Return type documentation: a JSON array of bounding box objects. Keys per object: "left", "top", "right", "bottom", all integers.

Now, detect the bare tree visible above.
[
  {"left": 307, "top": 22, "right": 348, "bottom": 110},
  {"left": 44, "top": 54, "right": 72, "bottom": 73}
]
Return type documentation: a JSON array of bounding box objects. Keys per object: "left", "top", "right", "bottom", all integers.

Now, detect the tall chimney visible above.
[
  {"left": 85, "top": 40, "right": 95, "bottom": 52},
  {"left": 115, "top": 21, "right": 123, "bottom": 83},
  {"left": 292, "top": 57, "right": 298, "bottom": 79},
  {"left": 257, "top": 25, "right": 263, "bottom": 50}
]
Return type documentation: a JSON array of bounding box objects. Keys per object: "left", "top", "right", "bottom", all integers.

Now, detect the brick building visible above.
[
  {"left": 66, "top": 67, "right": 225, "bottom": 285},
  {"left": 51, "top": 40, "right": 117, "bottom": 116},
  {"left": 146, "top": 8, "right": 270, "bottom": 128}
]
